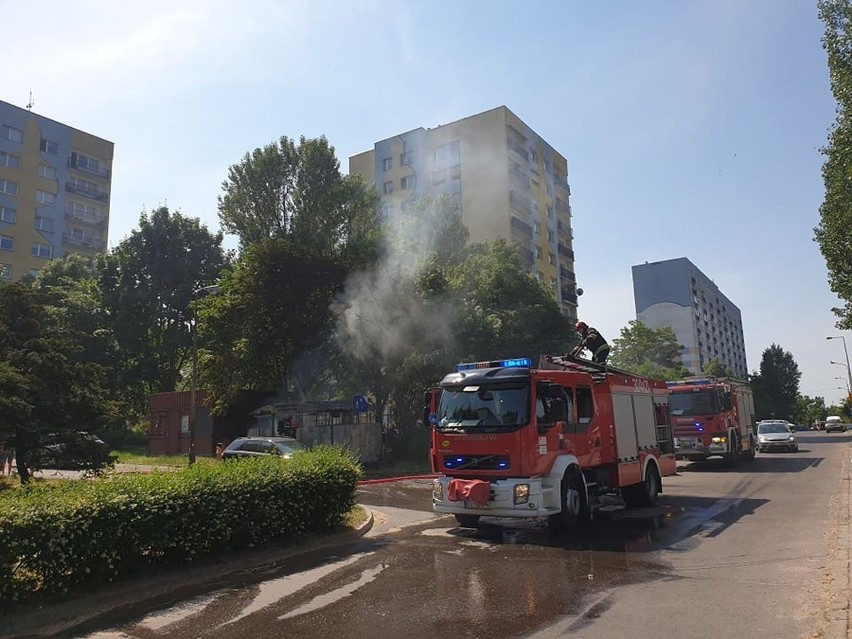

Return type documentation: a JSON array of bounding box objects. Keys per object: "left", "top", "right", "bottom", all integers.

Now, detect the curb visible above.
[
  {"left": 1, "top": 508, "right": 375, "bottom": 639},
  {"left": 357, "top": 474, "right": 438, "bottom": 485}
]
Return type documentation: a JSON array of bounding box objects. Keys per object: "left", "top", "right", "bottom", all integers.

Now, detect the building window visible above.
[
  {"left": 547, "top": 229, "right": 554, "bottom": 242},
  {"left": 548, "top": 252, "right": 555, "bottom": 265},
  {"left": 0, "top": 206, "right": 15, "bottom": 223},
  {"left": 2, "top": 125, "right": 23, "bottom": 143},
  {"left": 40, "top": 139, "right": 59, "bottom": 155},
  {"left": 382, "top": 181, "right": 393, "bottom": 195},
  {"left": 0, "top": 179, "right": 18, "bottom": 196},
  {"left": 431, "top": 169, "right": 447, "bottom": 185},
  {"left": 36, "top": 190, "right": 55, "bottom": 206},
  {"left": 529, "top": 148, "right": 538, "bottom": 163},
  {"left": 69, "top": 201, "right": 101, "bottom": 223},
  {"left": 29, "top": 268, "right": 39, "bottom": 277},
  {"left": 543, "top": 160, "right": 550, "bottom": 174},
  {"left": 38, "top": 164, "right": 57, "bottom": 180},
  {"left": 401, "top": 175, "right": 415, "bottom": 190},
  {"left": 534, "top": 221, "right": 541, "bottom": 235},
  {"left": 433, "top": 140, "right": 460, "bottom": 163},
  {"left": 31, "top": 242, "right": 52, "bottom": 258},
  {"left": 75, "top": 153, "right": 100, "bottom": 172},
  {"left": 401, "top": 200, "right": 416, "bottom": 214},
  {"left": 0, "top": 235, "right": 13, "bottom": 251},
  {"left": 382, "top": 157, "right": 392, "bottom": 171},
  {"left": 0, "top": 263, "right": 11, "bottom": 279},
  {"left": 400, "top": 150, "right": 414, "bottom": 166},
  {"left": 34, "top": 215, "right": 54, "bottom": 232},
  {"left": 450, "top": 164, "right": 461, "bottom": 180},
  {"left": 381, "top": 203, "right": 393, "bottom": 218},
  {"left": 0, "top": 152, "right": 20, "bottom": 169},
  {"left": 536, "top": 246, "right": 542, "bottom": 259}
]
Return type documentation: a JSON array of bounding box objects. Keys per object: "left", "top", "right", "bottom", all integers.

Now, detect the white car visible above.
[{"left": 756, "top": 421, "right": 798, "bottom": 453}]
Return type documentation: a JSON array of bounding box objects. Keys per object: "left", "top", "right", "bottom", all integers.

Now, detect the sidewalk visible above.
[{"left": 0, "top": 509, "right": 375, "bottom": 639}]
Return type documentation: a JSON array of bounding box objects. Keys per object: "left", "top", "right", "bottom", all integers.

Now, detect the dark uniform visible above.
[{"left": 572, "top": 322, "right": 610, "bottom": 364}]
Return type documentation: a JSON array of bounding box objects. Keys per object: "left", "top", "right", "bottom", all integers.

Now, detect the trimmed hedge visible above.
[{"left": 0, "top": 445, "right": 361, "bottom": 608}]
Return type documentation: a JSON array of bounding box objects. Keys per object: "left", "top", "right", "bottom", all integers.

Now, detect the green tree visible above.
[
  {"left": 0, "top": 283, "right": 117, "bottom": 483},
  {"left": 794, "top": 394, "right": 828, "bottom": 426},
  {"left": 609, "top": 320, "right": 689, "bottom": 380},
  {"left": 702, "top": 359, "right": 738, "bottom": 379},
  {"left": 751, "top": 344, "right": 801, "bottom": 420},
  {"left": 218, "top": 135, "right": 380, "bottom": 261},
  {"left": 817, "top": 0, "right": 852, "bottom": 328},
  {"left": 98, "top": 207, "right": 227, "bottom": 412},
  {"left": 200, "top": 238, "right": 351, "bottom": 412}
]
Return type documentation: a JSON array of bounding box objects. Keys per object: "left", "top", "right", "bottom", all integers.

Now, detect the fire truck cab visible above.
[
  {"left": 667, "top": 376, "right": 757, "bottom": 465},
  {"left": 426, "top": 354, "right": 677, "bottom": 529}
]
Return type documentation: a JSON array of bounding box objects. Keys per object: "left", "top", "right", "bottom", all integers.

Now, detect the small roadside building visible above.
[
  {"left": 250, "top": 399, "right": 382, "bottom": 463},
  {"left": 149, "top": 392, "right": 382, "bottom": 463}
]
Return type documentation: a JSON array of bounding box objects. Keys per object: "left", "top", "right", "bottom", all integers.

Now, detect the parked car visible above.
[
  {"left": 31, "top": 431, "right": 114, "bottom": 471},
  {"left": 756, "top": 421, "right": 798, "bottom": 453},
  {"left": 221, "top": 436, "right": 305, "bottom": 460},
  {"left": 825, "top": 416, "right": 847, "bottom": 433}
]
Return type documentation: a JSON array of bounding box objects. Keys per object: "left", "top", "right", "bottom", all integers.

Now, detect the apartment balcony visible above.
[
  {"left": 69, "top": 154, "right": 110, "bottom": 179},
  {"left": 65, "top": 182, "right": 109, "bottom": 203},
  {"left": 62, "top": 233, "right": 105, "bottom": 252},
  {"left": 517, "top": 245, "right": 534, "bottom": 267},
  {"left": 560, "top": 267, "right": 575, "bottom": 283},
  {"left": 509, "top": 168, "right": 531, "bottom": 191},
  {"left": 509, "top": 189, "right": 531, "bottom": 216},
  {"left": 557, "top": 243, "right": 574, "bottom": 260},
  {"left": 64, "top": 205, "right": 106, "bottom": 227},
  {"left": 561, "top": 288, "right": 578, "bottom": 304},
  {"left": 556, "top": 198, "right": 570, "bottom": 214},
  {"left": 557, "top": 220, "right": 573, "bottom": 238},
  {"left": 510, "top": 216, "right": 533, "bottom": 239},
  {"left": 507, "top": 138, "right": 529, "bottom": 161}
]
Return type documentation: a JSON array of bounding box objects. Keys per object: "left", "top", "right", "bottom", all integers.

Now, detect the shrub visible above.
[{"left": 0, "top": 445, "right": 361, "bottom": 608}]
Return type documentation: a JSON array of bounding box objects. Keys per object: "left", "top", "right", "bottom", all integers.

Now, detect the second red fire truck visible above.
[
  {"left": 426, "top": 354, "right": 677, "bottom": 528},
  {"left": 666, "top": 376, "right": 757, "bottom": 465}
]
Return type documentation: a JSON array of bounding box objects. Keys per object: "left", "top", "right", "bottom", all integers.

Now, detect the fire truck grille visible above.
[{"left": 442, "top": 455, "right": 510, "bottom": 471}]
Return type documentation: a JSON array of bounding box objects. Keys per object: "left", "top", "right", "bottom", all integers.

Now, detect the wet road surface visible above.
[{"left": 76, "top": 431, "right": 850, "bottom": 639}]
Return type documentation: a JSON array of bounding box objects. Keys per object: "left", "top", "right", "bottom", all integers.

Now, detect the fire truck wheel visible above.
[
  {"left": 743, "top": 436, "right": 756, "bottom": 461},
  {"left": 549, "top": 469, "right": 589, "bottom": 531},
  {"left": 623, "top": 465, "right": 660, "bottom": 508},
  {"left": 454, "top": 514, "right": 481, "bottom": 528}
]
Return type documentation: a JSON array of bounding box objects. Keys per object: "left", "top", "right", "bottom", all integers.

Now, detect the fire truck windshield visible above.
[
  {"left": 437, "top": 383, "right": 530, "bottom": 431},
  {"left": 669, "top": 390, "right": 720, "bottom": 416}
]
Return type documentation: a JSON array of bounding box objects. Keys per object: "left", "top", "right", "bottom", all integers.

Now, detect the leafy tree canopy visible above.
[
  {"left": 817, "top": 0, "right": 852, "bottom": 327},
  {"left": 0, "top": 282, "right": 118, "bottom": 483},
  {"left": 609, "top": 320, "right": 690, "bottom": 380},
  {"left": 98, "top": 206, "right": 227, "bottom": 409},
  {"left": 751, "top": 343, "right": 801, "bottom": 420},
  {"left": 218, "top": 135, "right": 381, "bottom": 264}
]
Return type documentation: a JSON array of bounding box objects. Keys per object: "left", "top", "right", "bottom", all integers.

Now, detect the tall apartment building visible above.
[
  {"left": 349, "top": 106, "right": 578, "bottom": 316},
  {"left": 632, "top": 257, "right": 748, "bottom": 378},
  {"left": 0, "top": 99, "right": 113, "bottom": 281}
]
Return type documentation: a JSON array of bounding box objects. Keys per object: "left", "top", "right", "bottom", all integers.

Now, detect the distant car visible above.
[
  {"left": 825, "top": 416, "right": 846, "bottom": 433},
  {"left": 33, "top": 431, "right": 112, "bottom": 470},
  {"left": 221, "top": 436, "right": 305, "bottom": 460},
  {"left": 756, "top": 421, "right": 798, "bottom": 453}
]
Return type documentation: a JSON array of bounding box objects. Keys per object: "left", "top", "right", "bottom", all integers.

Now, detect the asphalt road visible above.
[{"left": 49, "top": 431, "right": 852, "bottom": 638}]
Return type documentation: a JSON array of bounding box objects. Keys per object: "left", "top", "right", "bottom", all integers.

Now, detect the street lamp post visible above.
[
  {"left": 188, "top": 285, "right": 222, "bottom": 465},
  {"left": 835, "top": 376, "right": 851, "bottom": 393},
  {"left": 826, "top": 336, "right": 852, "bottom": 400}
]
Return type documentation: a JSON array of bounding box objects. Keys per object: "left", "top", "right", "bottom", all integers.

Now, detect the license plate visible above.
[{"left": 464, "top": 500, "right": 488, "bottom": 509}]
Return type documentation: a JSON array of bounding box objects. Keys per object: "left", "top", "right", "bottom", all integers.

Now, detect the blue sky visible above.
[{"left": 6, "top": 0, "right": 850, "bottom": 409}]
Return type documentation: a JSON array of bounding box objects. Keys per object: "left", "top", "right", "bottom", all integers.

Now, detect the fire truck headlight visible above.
[
  {"left": 788, "top": 436, "right": 796, "bottom": 442},
  {"left": 433, "top": 480, "right": 443, "bottom": 502},
  {"left": 514, "top": 483, "right": 530, "bottom": 504},
  {"left": 711, "top": 436, "right": 727, "bottom": 444}
]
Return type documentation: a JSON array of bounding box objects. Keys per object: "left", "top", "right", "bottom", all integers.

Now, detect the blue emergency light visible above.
[{"left": 456, "top": 357, "right": 532, "bottom": 372}]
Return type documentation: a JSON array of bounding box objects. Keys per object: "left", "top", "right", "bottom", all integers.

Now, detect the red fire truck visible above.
[
  {"left": 666, "top": 376, "right": 756, "bottom": 465},
  {"left": 425, "top": 354, "right": 677, "bottom": 528}
]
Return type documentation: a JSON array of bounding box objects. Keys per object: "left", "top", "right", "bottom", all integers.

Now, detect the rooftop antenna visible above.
[{"left": 26, "top": 92, "right": 33, "bottom": 110}]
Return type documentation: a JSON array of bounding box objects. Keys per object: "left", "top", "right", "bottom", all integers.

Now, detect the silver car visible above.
[{"left": 756, "top": 421, "right": 798, "bottom": 453}]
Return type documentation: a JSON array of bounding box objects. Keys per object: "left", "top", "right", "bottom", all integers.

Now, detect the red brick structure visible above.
[{"left": 148, "top": 391, "right": 262, "bottom": 458}]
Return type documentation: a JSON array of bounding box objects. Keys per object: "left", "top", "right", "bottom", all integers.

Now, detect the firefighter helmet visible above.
[{"left": 575, "top": 321, "right": 588, "bottom": 333}]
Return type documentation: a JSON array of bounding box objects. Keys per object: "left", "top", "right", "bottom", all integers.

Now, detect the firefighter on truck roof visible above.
[{"left": 570, "top": 321, "right": 610, "bottom": 364}]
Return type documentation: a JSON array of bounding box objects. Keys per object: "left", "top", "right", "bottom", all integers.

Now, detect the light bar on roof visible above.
[{"left": 456, "top": 357, "right": 532, "bottom": 372}]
